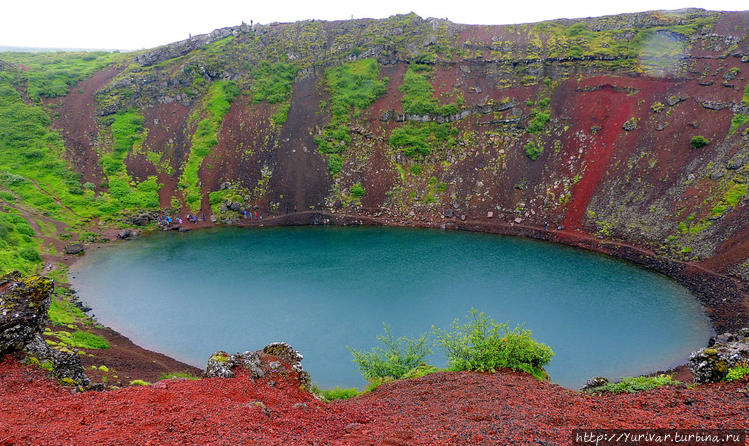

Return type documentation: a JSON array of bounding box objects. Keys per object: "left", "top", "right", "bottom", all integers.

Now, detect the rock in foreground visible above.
[
  {"left": 0, "top": 271, "right": 89, "bottom": 387},
  {"left": 689, "top": 328, "right": 749, "bottom": 383},
  {"left": 205, "top": 342, "right": 310, "bottom": 389}
]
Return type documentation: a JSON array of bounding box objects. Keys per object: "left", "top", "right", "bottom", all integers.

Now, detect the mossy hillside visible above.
[
  {"left": 0, "top": 81, "right": 103, "bottom": 224},
  {"left": 178, "top": 80, "right": 239, "bottom": 211},
  {"left": 399, "top": 64, "right": 460, "bottom": 117},
  {"left": 315, "top": 58, "right": 388, "bottom": 173},
  {"left": 97, "top": 110, "right": 161, "bottom": 212},
  {"left": 0, "top": 51, "right": 124, "bottom": 100}
]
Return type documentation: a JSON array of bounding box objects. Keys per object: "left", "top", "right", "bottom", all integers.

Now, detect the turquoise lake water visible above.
[{"left": 70, "top": 226, "right": 713, "bottom": 389}]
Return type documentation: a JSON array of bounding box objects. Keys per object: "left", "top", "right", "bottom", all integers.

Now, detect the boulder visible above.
[
  {"left": 689, "top": 328, "right": 749, "bottom": 383},
  {"left": 64, "top": 243, "right": 85, "bottom": 255},
  {"left": 117, "top": 229, "right": 139, "bottom": 240},
  {"left": 205, "top": 342, "right": 310, "bottom": 389},
  {"left": 0, "top": 272, "right": 89, "bottom": 387},
  {"left": 0, "top": 273, "right": 53, "bottom": 354},
  {"left": 23, "top": 334, "right": 89, "bottom": 387},
  {"left": 131, "top": 214, "right": 151, "bottom": 226},
  {"left": 581, "top": 376, "right": 609, "bottom": 391}
]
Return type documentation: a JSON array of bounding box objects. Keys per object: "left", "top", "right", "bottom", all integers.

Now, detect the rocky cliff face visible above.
[
  {"left": 0, "top": 272, "right": 89, "bottom": 387},
  {"left": 46, "top": 10, "right": 749, "bottom": 321}
]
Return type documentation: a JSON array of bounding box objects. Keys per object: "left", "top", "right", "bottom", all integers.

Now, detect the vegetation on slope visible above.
[
  {"left": 179, "top": 80, "right": 239, "bottom": 211},
  {"left": 0, "top": 51, "right": 124, "bottom": 100},
  {"left": 348, "top": 310, "right": 553, "bottom": 395},
  {"left": 316, "top": 58, "right": 387, "bottom": 174}
]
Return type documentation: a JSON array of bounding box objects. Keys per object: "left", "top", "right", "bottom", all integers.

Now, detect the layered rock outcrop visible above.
[{"left": 0, "top": 272, "right": 89, "bottom": 387}]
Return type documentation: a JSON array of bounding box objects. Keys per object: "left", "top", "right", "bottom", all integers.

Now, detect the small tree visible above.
[
  {"left": 348, "top": 324, "right": 431, "bottom": 380},
  {"left": 690, "top": 135, "right": 710, "bottom": 149},
  {"left": 434, "top": 309, "right": 553, "bottom": 379}
]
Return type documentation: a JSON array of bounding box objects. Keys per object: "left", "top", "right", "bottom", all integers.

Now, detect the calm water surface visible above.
[{"left": 70, "top": 226, "right": 712, "bottom": 389}]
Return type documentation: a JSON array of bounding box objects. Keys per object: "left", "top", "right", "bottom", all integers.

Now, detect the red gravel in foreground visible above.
[{"left": 1, "top": 357, "right": 747, "bottom": 445}]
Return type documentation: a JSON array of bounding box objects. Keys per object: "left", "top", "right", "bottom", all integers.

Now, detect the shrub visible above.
[
  {"left": 730, "top": 114, "right": 748, "bottom": 135},
  {"left": 724, "top": 366, "right": 749, "bottom": 382},
  {"left": 327, "top": 154, "right": 343, "bottom": 174},
  {"left": 19, "top": 247, "right": 41, "bottom": 262},
  {"left": 526, "top": 112, "right": 550, "bottom": 134},
  {"left": 524, "top": 142, "right": 543, "bottom": 161},
  {"left": 349, "top": 182, "right": 366, "bottom": 199},
  {"left": 129, "top": 379, "right": 150, "bottom": 386},
  {"left": 68, "top": 330, "right": 110, "bottom": 349},
  {"left": 348, "top": 324, "right": 432, "bottom": 380},
  {"left": 690, "top": 135, "right": 710, "bottom": 149},
  {"left": 587, "top": 375, "right": 681, "bottom": 394},
  {"left": 433, "top": 309, "right": 553, "bottom": 379}
]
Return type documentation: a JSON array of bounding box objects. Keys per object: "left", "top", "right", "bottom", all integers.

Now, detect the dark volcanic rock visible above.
[
  {"left": 205, "top": 342, "right": 310, "bottom": 389},
  {"left": 117, "top": 229, "right": 139, "bottom": 240},
  {"left": 64, "top": 243, "right": 85, "bottom": 255},
  {"left": 0, "top": 272, "right": 89, "bottom": 387},
  {"left": 23, "top": 334, "right": 89, "bottom": 387},
  {"left": 689, "top": 328, "right": 749, "bottom": 383},
  {"left": 581, "top": 376, "right": 609, "bottom": 391},
  {"left": 0, "top": 273, "right": 53, "bottom": 354}
]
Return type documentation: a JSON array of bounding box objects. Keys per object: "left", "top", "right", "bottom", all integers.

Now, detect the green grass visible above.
[
  {"left": 48, "top": 296, "right": 88, "bottom": 326},
  {"left": 586, "top": 375, "right": 681, "bottom": 394},
  {"left": 251, "top": 62, "right": 297, "bottom": 104},
  {"left": 159, "top": 371, "right": 201, "bottom": 380},
  {"left": 0, "top": 211, "right": 41, "bottom": 275},
  {"left": 349, "top": 182, "right": 366, "bottom": 199},
  {"left": 98, "top": 111, "right": 161, "bottom": 210},
  {"left": 399, "top": 64, "right": 457, "bottom": 117},
  {"left": 729, "top": 114, "right": 748, "bottom": 135},
  {"left": 315, "top": 59, "right": 387, "bottom": 171},
  {"left": 318, "top": 387, "right": 360, "bottom": 401},
  {"left": 389, "top": 122, "right": 457, "bottom": 158},
  {"left": 526, "top": 112, "right": 550, "bottom": 134},
  {"left": 401, "top": 364, "right": 442, "bottom": 379},
  {"left": 0, "top": 51, "right": 124, "bottom": 100},
  {"left": 325, "top": 58, "right": 387, "bottom": 119},
  {"left": 129, "top": 379, "right": 150, "bottom": 386},
  {"left": 179, "top": 80, "right": 239, "bottom": 211},
  {"left": 48, "top": 330, "right": 110, "bottom": 349}
]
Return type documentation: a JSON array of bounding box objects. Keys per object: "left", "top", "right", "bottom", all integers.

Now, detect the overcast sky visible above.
[{"left": 1, "top": 0, "right": 746, "bottom": 50}]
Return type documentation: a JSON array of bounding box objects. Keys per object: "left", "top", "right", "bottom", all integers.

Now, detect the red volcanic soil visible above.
[
  {"left": 50, "top": 67, "right": 121, "bottom": 184},
  {"left": 1, "top": 357, "right": 747, "bottom": 445}
]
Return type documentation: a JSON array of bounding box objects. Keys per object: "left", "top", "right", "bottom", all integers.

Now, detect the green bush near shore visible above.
[
  {"left": 434, "top": 309, "right": 554, "bottom": 380},
  {"left": 349, "top": 309, "right": 553, "bottom": 386},
  {"left": 348, "top": 324, "right": 432, "bottom": 380}
]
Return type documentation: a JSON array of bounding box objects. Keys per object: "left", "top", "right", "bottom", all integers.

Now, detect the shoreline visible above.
[{"left": 57, "top": 209, "right": 748, "bottom": 385}]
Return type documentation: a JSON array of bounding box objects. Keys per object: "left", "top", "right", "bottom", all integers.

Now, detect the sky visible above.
[{"left": 1, "top": 0, "right": 747, "bottom": 51}]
